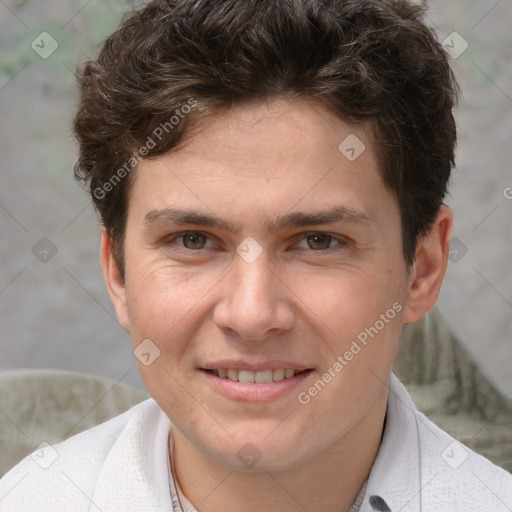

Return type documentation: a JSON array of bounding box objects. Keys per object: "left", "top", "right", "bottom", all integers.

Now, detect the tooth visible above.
[
  {"left": 255, "top": 369, "right": 273, "bottom": 383},
  {"left": 218, "top": 369, "right": 227, "bottom": 379},
  {"left": 284, "top": 369, "right": 295, "bottom": 379},
  {"left": 227, "top": 369, "right": 239, "bottom": 381},
  {"left": 238, "top": 370, "right": 255, "bottom": 383},
  {"left": 272, "top": 369, "right": 285, "bottom": 381}
]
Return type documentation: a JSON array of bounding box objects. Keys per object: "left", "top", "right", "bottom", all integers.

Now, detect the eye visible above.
[
  {"left": 166, "top": 232, "right": 212, "bottom": 250},
  {"left": 296, "top": 233, "right": 344, "bottom": 251}
]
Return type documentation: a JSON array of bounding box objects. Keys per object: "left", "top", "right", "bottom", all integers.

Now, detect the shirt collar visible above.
[{"left": 360, "top": 373, "right": 422, "bottom": 512}]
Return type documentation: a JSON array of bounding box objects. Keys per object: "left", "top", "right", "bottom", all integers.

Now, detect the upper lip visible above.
[{"left": 201, "top": 360, "right": 312, "bottom": 372}]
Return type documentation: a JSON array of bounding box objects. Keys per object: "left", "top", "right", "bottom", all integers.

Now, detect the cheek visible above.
[
  {"left": 290, "top": 264, "right": 405, "bottom": 336},
  {"left": 296, "top": 266, "right": 408, "bottom": 393},
  {"left": 124, "top": 262, "right": 216, "bottom": 349},
  {"left": 124, "top": 265, "right": 217, "bottom": 405}
]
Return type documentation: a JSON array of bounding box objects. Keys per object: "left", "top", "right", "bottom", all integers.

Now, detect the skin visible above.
[{"left": 101, "top": 98, "right": 452, "bottom": 512}]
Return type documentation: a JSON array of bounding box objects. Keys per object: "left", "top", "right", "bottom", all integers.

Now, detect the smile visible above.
[{"left": 201, "top": 367, "right": 314, "bottom": 402}]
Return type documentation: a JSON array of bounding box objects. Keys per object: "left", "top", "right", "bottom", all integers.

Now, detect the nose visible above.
[{"left": 213, "top": 253, "right": 295, "bottom": 341}]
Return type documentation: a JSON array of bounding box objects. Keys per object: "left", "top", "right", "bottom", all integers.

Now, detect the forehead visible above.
[
  {"left": 129, "top": 98, "right": 393, "bottom": 226},
  {"left": 159, "top": 99, "right": 375, "bottom": 177}
]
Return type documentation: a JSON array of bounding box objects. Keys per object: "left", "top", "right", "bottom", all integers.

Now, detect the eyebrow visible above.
[{"left": 143, "top": 206, "right": 374, "bottom": 232}]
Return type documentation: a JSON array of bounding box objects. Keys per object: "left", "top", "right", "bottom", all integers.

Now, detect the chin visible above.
[{"left": 199, "top": 426, "right": 316, "bottom": 473}]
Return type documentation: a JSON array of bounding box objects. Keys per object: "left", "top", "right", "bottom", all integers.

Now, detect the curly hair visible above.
[{"left": 73, "top": 0, "right": 458, "bottom": 276}]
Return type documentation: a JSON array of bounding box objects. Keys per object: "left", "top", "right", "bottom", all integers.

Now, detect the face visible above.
[{"left": 103, "top": 98, "right": 445, "bottom": 472}]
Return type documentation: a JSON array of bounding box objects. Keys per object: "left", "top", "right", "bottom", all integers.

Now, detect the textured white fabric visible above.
[
  {"left": 0, "top": 374, "right": 510, "bottom": 511},
  {"left": 361, "top": 376, "right": 512, "bottom": 511},
  {"left": 0, "top": 398, "right": 174, "bottom": 512}
]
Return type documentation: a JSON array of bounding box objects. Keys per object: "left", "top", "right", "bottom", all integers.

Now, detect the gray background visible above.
[{"left": 0, "top": 0, "right": 511, "bottom": 398}]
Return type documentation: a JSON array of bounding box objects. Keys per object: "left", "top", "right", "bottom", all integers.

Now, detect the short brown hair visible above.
[{"left": 73, "top": 0, "right": 458, "bottom": 276}]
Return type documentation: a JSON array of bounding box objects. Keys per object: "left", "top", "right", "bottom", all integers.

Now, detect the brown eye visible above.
[
  {"left": 306, "top": 234, "right": 334, "bottom": 250},
  {"left": 182, "top": 232, "right": 207, "bottom": 249}
]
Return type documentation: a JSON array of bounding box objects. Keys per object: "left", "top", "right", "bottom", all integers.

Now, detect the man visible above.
[{"left": 1, "top": 0, "right": 511, "bottom": 510}]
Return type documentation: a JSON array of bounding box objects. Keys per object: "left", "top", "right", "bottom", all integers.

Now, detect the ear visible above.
[
  {"left": 403, "top": 206, "right": 453, "bottom": 324},
  {"left": 100, "top": 228, "right": 131, "bottom": 332}
]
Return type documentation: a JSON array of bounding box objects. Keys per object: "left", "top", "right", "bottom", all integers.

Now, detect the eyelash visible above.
[{"left": 164, "top": 231, "right": 349, "bottom": 253}]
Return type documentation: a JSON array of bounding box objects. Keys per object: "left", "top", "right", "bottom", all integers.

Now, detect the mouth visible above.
[
  {"left": 200, "top": 365, "right": 314, "bottom": 402},
  {"left": 204, "top": 368, "right": 310, "bottom": 383}
]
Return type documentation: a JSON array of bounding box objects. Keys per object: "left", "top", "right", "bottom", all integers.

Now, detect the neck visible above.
[{"left": 171, "top": 391, "right": 387, "bottom": 512}]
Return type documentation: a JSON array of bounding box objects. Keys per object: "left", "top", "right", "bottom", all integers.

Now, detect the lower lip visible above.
[{"left": 201, "top": 370, "right": 313, "bottom": 402}]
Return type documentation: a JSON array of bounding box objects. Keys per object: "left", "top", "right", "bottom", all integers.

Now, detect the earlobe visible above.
[
  {"left": 403, "top": 206, "right": 453, "bottom": 324},
  {"left": 100, "top": 228, "right": 131, "bottom": 332}
]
